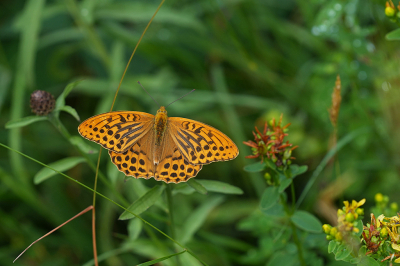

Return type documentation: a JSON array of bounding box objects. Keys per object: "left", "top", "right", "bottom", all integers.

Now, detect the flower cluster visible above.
[
  {"left": 323, "top": 199, "right": 365, "bottom": 242},
  {"left": 324, "top": 195, "right": 400, "bottom": 264},
  {"left": 243, "top": 114, "right": 298, "bottom": 167},
  {"left": 385, "top": 0, "right": 400, "bottom": 21}
]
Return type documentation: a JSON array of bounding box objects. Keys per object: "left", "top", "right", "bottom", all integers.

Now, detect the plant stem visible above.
[
  {"left": 166, "top": 184, "right": 182, "bottom": 266},
  {"left": 291, "top": 182, "right": 296, "bottom": 210},
  {"left": 291, "top": 222, "right": 306, "bottom": 266},
  {"left": 281, "top": 194, "right": 305, "bottom": 266}
]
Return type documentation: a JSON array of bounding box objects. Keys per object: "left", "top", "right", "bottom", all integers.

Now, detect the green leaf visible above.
[
  {"left": 128, "top": 218, "right": 142, "bottom": 241},
  {"left": 95, "top": 3, "right": 205, "bottom": 32},
  {"left": 69, "top": 136, "right": 98, "bottom": 154},
  {"left": 335, "top": 243, "right": 352, "bottom": 261},
  {"left": 261, "top": 202, "right": 285, "bottom": 217},
  {"left": 5, "top": 116, "right": 47, "bottom": 129},
  {"left": 279, "top": 178, "right": 292, "bottom": 193},
  {"left": 33, "top": 157, "right": 85, "bottom": 184},
  {"left": 55, "top": 80, "right": 82, "bottom": 109},
  {"left": 59, "top": 105, "right": 80, "bottom": 121},
  {"left": 260, "top": 186, "right": 280, "bottom": 211},
  {"left": 172, "top": 183, "right": 196, "bottom": 195},
  {"left": 354, "top": 220, "right": 364, "bottom": 237},
  {"left": 386, "top": 28, "right": 400, "bottom": 41},
  {"left": 187, "top": 178, "right": 207, "bottom": 195},
  {"left": 328, "top": 240, "right": 338, "bottom": 253},
  {"left": 179, "top": 196, "right": 224, "bottom": 244},
  {"left": 243, "top": 162, "right": 266, "bottom": 172},
  {"left": 290, "top": 164, "right": 308, "bottom": 178},
  {"left": 357, "top": 256, "right": 380, "bottom": 266},
  {"left": 137, "top": 250, "right": 187, "bottom": 266},
  {"left": 196, "top": 179, "right": 243, "bottom": 195},
  {"left": 349, "top": 257, "right": 361, "bottom": 264},
  {"left": 119, "top": 185, "right": 165, "bottom": 220},
  {"left": 290, "top": 210, "right": 322, "bottom": 233}
]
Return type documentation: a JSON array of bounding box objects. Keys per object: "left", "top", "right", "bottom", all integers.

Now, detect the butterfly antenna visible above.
[
  {"left": 138, "top": 81, "right": 160, "bottom": 106},
  {"left": 166, "top": 89, "right": 195, "bottom": 107}
]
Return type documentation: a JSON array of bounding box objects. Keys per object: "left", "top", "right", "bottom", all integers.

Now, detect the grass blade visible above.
[
  {"left": 119, "top": 185, "right": 165, "bottom": 220},
  {"left": 137, "top": 250, "right": 187, "bottom": 266}
]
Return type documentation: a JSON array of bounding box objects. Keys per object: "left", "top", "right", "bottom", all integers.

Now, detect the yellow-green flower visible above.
[{"left": 391, "top": 243, "right": 400, "bottom": 263}]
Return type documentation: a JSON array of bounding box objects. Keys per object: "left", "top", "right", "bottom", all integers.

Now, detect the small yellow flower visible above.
[
  {"left": 386, "top": 6, "right": 396, "bottom": 17},
  {"left": 377, "top": 214, "right": 385, "bottom": 227},
  {"left": 322, "top": 224, "right": 332, "bottom": 234}
]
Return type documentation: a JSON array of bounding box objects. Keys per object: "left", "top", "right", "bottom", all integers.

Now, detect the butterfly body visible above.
[
  {"left": 78, "top": 106, "right": 239, "bottom": 183},
  {"left": 154, "top": 106, "right": 168, "bottom": 147}
]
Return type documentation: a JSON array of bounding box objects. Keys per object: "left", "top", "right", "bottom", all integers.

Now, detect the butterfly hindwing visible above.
[
  {"left": 78, "top": 111, "right": 154, "bottom": 153},
  {"left": 108, "top": 130, "right": 155, "bottom": 179},
  {"left": 155, "top": 134, "right": 202, "bottom": 183},
  {"left": 168, "top": 117, "right": 239, "bottom": 165}
]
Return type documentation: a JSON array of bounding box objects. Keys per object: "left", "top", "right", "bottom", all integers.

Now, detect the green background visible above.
[{"left": 0, "top": 0, "right": 398, "bottom": 265}]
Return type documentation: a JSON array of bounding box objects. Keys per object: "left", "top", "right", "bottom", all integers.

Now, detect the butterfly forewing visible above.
[
  {"left": 168, "top": 117, "right": 239, "bottom": 165},
  {"left": 78, "top": 111, "right": 154, "bottom": 153}
]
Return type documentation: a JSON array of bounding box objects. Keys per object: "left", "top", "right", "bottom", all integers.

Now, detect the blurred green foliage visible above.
[{"left": 1, "top": 0, "right": 400, "bottom": 265}]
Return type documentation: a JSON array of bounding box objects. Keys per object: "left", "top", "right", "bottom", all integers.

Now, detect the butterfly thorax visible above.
[{"left": 154, "top": 106, "right": 168, "bottom": 146}]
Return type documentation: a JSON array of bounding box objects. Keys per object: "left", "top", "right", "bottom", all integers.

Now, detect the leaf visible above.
[
  {"left": 69, "top": 136, "right": 98, "bottom": 154},
  {"left": 290, "top": 210, "right": 322, "bottom": 233},
  {"left": 335, "top": 243, "right": 351, "bottom": 261},
  {"left": 261, "top": 203, "right": 285, "bottom": 217},
  {"left": 187, "top": 178, "right": 207, "bottom": 195},
  {"left": 357, "top": 256, "right": 380, "bottom": 266},
  {"left": 59, "top": 105, "right": 80, "bottom": 121},
  {"left": 55, "top": 80, "right": 82, "bottom": 109},
  {"left": 179, "top": 196, "right": 224, "bottom": 244},
  {"left": 128, "top": 218, "right": 142, "bottom": 241},
  {"left": 243, "top": 162, "right": 266, "bottom": 172},
  {"left": 290, "top": 164, "right": 308, "bottom": 178},
  {"left": 196, "top": 179, "right": 243, "bottom": 195},
  {"left": 5, "top": 116, "right": 47, "bottom": 129},
  {"left": 386, "top": 28, "right": 400, "bottom": 41},
  {"left": 172, "top": 183, "right": 196, "bottom": 195},
  {"left": 119, "top": 185, "right": 165, "bottom": 220},
  {"left": 33, "top": 157, "right": 85, "bottom": 184},
  {"left": 260, "top": 186, "right": 280, "bottom": 211},
  {"left": 95, "top": 3, "right": 205, "bottom": 32},
  {"left": 328, "top": 240, "right": 338, "bottom": 253},
  {"left": 137, "top": 250, "right": 187, "bottom": 266},
  {"left": 279, "top": 178, "right": 292, "bottom": 193},
  {"left": 354, "top": 220, "right": 364, "bottom": 237}
]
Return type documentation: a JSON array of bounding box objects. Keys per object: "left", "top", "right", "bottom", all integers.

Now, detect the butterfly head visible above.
[{"left": 157, "top": 106, "right": 167, "bottom": 115}]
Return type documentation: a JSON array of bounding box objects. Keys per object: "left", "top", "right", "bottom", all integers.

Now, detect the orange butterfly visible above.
[{"left": 78, "top": 106, "right": 239, "bottom": 183}]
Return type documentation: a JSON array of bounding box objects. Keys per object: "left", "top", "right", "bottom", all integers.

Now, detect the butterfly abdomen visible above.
[{"left": 154, "top": 106, "right": 168, "bottom": 146}]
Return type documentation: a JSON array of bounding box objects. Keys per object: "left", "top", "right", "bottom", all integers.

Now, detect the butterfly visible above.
[{"left": 78, "top": 106, "right": 239, "bottom": 183}]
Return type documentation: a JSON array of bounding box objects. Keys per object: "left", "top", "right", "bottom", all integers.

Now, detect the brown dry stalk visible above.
[
  {"left": 14, "top": 206, "right": 93, "bottom": 263},
  {"left": 329, "top": 74, "right": 342, "bottom": 128}
]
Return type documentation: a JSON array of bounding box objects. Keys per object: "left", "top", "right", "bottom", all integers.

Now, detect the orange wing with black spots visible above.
[
  {"left": 78, "top": 111, "right": 154, "bottom": 153},
  {"left": 168, "top": 117, "right": 239, "bottom": 165}
]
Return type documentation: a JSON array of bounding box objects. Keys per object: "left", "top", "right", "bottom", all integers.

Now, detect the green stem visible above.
[
  {"left": 291, "top": 182, "right": 296, "bottom": 211},
  {"left": 65, "top": 0, "right": 110, "bottom": 67},
  {"left": 291, "top": 222, "right": 306, "bottom": 266},
  {"left": 166, "top": 184, "right": 182, "bottom": 266},
  {"left": 281, "top": 194, "right": 305, "bottom": 266}
]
